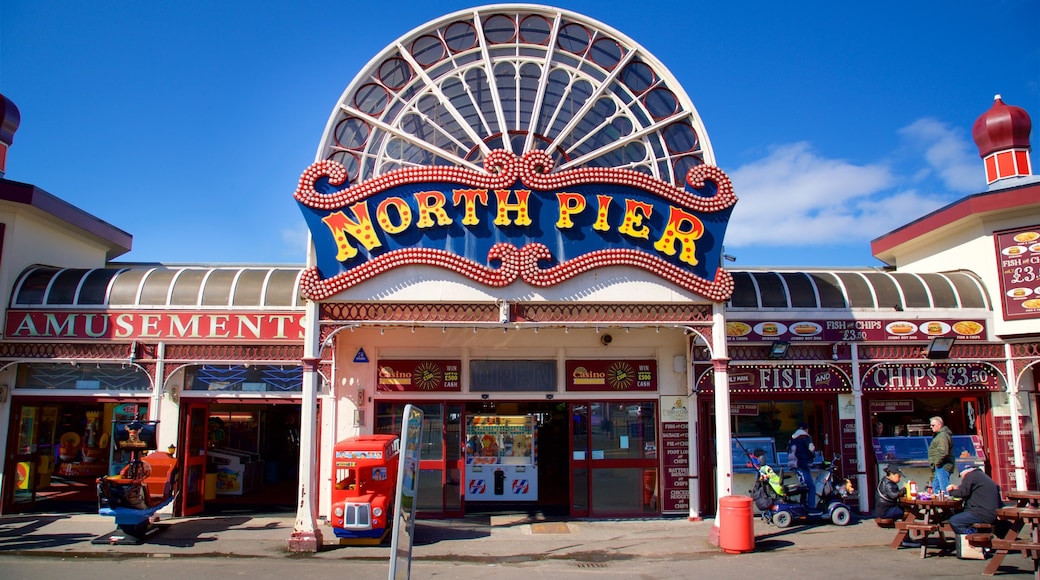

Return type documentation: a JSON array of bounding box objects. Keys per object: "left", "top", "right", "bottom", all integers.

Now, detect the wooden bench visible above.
[
  {"left": 1011, "top": 541, "right": 1040, "bottom": 559},
  {"left": 875, "top": 518, "right": 895, "bottom": 528},
  {"left": 967, "top": 533, "right": 994, "bottom": 549}
]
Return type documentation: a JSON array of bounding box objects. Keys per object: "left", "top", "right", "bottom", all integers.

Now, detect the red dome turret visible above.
[
  {"left": 972, "top": 94, "right": 1032, "bottom": 184},
  {"left": 0, "top": 92, "right": 20, "bottom": 176}
]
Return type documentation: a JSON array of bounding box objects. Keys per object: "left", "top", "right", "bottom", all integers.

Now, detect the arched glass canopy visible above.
[{"left": 317, "top": 4, "right": 715, "bottom": 187}]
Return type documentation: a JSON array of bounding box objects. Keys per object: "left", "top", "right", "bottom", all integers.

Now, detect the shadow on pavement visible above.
[
  {"left": 0, "top": 514, "right": 95, "bottom": 552},
  {"left": 143, "top": 516, "right": 254, "bottom": 548}
]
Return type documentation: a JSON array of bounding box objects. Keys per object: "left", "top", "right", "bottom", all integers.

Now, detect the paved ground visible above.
[{"left": 0, "top": 510, "right": 1037, "bottom": 578}]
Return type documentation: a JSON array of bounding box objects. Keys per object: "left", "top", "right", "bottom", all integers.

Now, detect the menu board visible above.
[
  {"left": 725, "top": 318, "right": 986, "bottom": 342},
  {"left": 660, "top": 418, "right": 689, "bottom": 514},
  {"left": 994, "top": 226, "right": 1040, "bottom": 320},
  {"left": 992, "top": 415, "right": 1038, "bottom": 492}
]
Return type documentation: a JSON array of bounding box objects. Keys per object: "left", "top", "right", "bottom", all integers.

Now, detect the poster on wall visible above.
[
  {"left": 992, "top": 415, "right": 1038, "bottom": 492},
  {"left": 660, "top": 396, "right": 690, "bottom": 514},
  {"left": 994, "top": 226, "right": 1040, "bottom": 320}
]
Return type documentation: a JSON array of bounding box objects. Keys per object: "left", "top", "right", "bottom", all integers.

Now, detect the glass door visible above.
[
  {"left": 569, "top": 402, "right": 590, "bottom": 517},
  {"left": 180, "top": 404, "right": 208, "bottom": 516},
  {"left": 5, "top": 405, "right": 40, "bottom": 512}
]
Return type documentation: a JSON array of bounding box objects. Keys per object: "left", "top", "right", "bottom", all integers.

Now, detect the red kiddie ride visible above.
[{"left": 330, "top": 434, "right": 400, "bottom": 544}]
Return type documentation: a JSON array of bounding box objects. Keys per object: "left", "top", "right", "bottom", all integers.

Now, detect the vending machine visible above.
[{"left": 464, "top": 415, "right": 537, "bottom": 501}]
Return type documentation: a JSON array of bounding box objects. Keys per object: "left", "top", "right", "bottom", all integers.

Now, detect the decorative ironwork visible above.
[
  {"left": 319, "top": 301, "right": 712, "bottom": 324},
  {"left": 321, "top": 302, "right": 501, "bottom": 323},
  {"left": 162, "top": 343, "right": 303, "bottom": 362}
]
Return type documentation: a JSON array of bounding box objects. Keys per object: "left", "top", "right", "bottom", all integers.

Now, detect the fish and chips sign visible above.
[{"left": 294, "top": 150, "right": 736, "bottom": 300}]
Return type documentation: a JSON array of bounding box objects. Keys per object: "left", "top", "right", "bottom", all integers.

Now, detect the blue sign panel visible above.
[{"left": 295, "top": 150, "right": 736, "bottom": 301}]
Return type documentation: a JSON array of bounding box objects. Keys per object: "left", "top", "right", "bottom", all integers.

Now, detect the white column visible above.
[
  {"left": 850, "top": 343, "right": 869, "bottom": 514},
  {"left": 686, "top": 335, "right": 701, "bottom": 521},
  {"left": 1005, "top": 344, "right": 1027, "bottom": 491},
  {"left": 288, "top": 298, "right": 323, "bottom": 552},
  {"left": 711, "top": 303, "right": 732, "bottom": 508}
]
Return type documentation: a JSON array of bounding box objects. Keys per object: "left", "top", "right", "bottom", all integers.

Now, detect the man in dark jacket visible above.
[
  {"left": 946, "top": 465, "right": 1001, "bottom": 534},
  {"left": 928, "top": 416, "right": 955, "bottom": 493},
  {"left": 789, "top": 423, "right": 816, "bottom": 509}
]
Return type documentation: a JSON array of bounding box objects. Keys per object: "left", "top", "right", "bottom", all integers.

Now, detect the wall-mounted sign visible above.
[
  {"left": 659, "top": 404, "right": 689, "bottom": 514},
  {"left": 4, "top": 309, "right": 304, "bottom": 341},
  {"left": 725, "top": 318, "right": 986, "bottom": 342},
  {"left": 697, "top": 365, "right": 851, "bottom": 394},
  {"left": 565, "top": 359, "right": 657, "bottom": 391},
  {"left": 861, "top": 362, "right": 1003, "bottom": 392},
  {"left": 868, "top": 400, "right": 915, "bottom": 413},
  {"left": 994, "top": 226, "right": 1040, "bottom": 321},
  {"left": 376, "top": 359, "right": 461, "bottom": 392},
  {"left": 294, "top": 150, "right": 736, "bottom": 301}
]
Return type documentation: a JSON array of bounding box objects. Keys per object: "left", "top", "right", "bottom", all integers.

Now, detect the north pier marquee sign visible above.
[{"left": 295, "top": 150, "right": 737, "bottom": 301}]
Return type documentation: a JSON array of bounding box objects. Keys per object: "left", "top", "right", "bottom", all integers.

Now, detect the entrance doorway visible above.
[
  {"left": 178, "top": 401, "right": 301, "bottom": 515},
  {"left": 373, "top": 401, "right": 570, "bottom": 517}
]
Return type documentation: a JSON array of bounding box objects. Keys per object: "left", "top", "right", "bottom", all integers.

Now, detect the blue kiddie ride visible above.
[
  {"left": 96, "top": 419, "right": 180, "bottom": 542},
  {"left": 749, "top": 449, "right": 853, "bottom": 528}
]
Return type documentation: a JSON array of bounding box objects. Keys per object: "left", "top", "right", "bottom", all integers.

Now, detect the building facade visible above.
[{"left": 0, "top": 6, "right": 1036, "bottom": 553}]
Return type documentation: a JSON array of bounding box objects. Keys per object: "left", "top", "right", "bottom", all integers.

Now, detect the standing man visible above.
[
  {"left": 946, "top": 465, "right": 1001, "bottom": 534},
  {"left": 928, "top": 416, "right": 955, "bottom": 493},
  {"left": 789, "top": 423, "right": 816, "bottom": 509}
]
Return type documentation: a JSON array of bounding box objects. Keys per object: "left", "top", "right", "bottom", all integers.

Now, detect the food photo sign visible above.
[
  {"left": 994, "top": 225, "right": 1040, "bottom": 320},
  {"left": 725, "top": 318, "right": 986, "bottom": 342}
]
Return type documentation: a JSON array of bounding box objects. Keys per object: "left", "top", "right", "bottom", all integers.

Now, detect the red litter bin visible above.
[{"left": 718, "top": 495, "right": 755, "bottom": 554}]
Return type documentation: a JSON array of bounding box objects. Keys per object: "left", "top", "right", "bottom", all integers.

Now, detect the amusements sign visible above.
[
  {"left": 4, "top": 310, "right": 304, "bottom": 341},
  {"left": 293, "top": 150, "right": 737, "bottom": 302},
  {"left": 565, "top": 360, "right": 657, "bottom": 391},
  {"left": 377, "top": 360, "right": 461, "bottom": 392},
  {"left": 861, "top": 362, "right": 1003, "bottom": 392},
  {"left": 389, "top": 404, "right": 423, "bottom": 580},
  {"left": 660, "top": 396, "right": 690, "bottom": 514},
  {"left": 725, "top": 318, "right": 986, "bottom": 343},
  {"left": 994, "top": 226, "right": 1040, "bottom": 320}
]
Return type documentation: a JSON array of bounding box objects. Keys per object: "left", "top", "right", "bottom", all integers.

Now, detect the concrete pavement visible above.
[{"left": 0, "top": 510, "right": 1037, "bottom": 577}]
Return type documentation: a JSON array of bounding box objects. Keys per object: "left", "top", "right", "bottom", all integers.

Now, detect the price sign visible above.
[{"left": 994, "top": 226, "right": 1040, "bottom": 320}]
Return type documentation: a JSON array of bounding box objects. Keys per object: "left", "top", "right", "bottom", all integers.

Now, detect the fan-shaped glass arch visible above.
[{"left": 317, "top": 5, "right": 714, "bottom": 187}]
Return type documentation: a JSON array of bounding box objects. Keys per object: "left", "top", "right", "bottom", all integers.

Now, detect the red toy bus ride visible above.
[{"left": 330, "top": 434, "right": 400, "bottom": 544}]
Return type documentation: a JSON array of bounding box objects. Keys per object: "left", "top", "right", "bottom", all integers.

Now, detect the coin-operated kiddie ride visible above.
[
  {"left": 331, "top": 434, "right": 401, "bottom": 545},
  {"left": 95, "top": 419, "right": 181, "bottom": 543}
]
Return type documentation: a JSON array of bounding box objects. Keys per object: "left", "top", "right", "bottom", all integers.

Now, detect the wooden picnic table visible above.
[
  {"left": 891, "top": 495, "right": 962, "bottom": 559},
  {"left": 973, "top": 492, "right": 1040, "bottom": 578}
]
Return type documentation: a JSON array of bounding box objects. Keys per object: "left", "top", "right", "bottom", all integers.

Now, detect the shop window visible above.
[
  {"left": 185, "top": 364, "right": 302, "bottom": 392},
  {"left": 589, "top": 402, "right": 658, "bottom": 460},
  {"left": 16, "top": 363, "right": 151, "bottom": 392}
]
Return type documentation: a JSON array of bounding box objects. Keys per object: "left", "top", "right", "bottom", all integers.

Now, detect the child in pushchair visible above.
[{"left": 749, "top": 448, "right": 810, "bottom": 522}]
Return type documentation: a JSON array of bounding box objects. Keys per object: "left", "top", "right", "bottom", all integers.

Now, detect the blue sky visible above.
[{"left": 2, "top": 1, "right": 1037, "bottom": 268}]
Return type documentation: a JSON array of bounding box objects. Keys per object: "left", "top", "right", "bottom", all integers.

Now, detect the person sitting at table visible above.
[
  {"left": 946, "top": 465, "right": 1001, "bottom": 535},
  {"left": 874, "top": 465, "right": 906, "bottom": 520}
]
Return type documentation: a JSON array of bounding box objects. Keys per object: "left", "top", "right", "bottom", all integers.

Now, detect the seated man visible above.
[
  {"left": 946, "top": 465, "right": 1001, "bottom": 534},
  {"left": 874, "top": 465, "right": 906, "bottom": 520}
]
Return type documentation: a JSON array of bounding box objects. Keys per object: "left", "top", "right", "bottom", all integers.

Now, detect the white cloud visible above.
[
  {"left": 897, "top": 118, "right": 983, "bottom": 192},
  {"left": 723, "top": 121, "right": 980, "bottom": 258},
  {"left": 725, "top": 142, "right": 897, "bottom": 246}
]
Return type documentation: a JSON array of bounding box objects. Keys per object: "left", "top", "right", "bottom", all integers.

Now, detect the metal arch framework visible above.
[{"left": 316, "top": 4, "right": 715, "bottom": 189}]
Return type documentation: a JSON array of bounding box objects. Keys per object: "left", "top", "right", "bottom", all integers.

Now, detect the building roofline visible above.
[
  {"left": 870, "top": 182, "right": 1040, "bottom": 264},
  {"left": 0, "top": 178, "right": 132, "bottom": 259}
]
